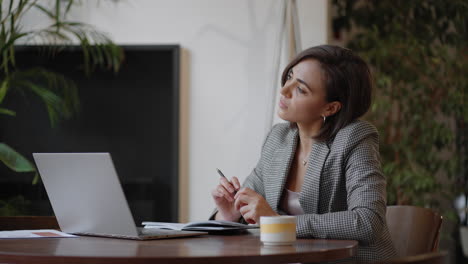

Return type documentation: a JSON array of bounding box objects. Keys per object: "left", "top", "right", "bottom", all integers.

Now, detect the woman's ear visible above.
[{"left": 323, "top": 101, "right": 342, "bottom": 117}]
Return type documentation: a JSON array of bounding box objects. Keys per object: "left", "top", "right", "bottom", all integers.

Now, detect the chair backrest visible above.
[
  {"left": 377, "top": 252, "right": 447, "bottom": 264},
  {"left": 386, "top": 206, "right": 443, "bottom": 257}
]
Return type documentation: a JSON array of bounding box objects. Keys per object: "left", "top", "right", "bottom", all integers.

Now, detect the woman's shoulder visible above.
[
  {"left": 261, "top": 122, "right": 296, "bottom": 150},
  {"left": 269, "top": 122, "right": 296, "bottom": 140},
  {"left": 331, "top": 119, "right": 379, "bottom": 150},
  {"left": 270, "top": 122, "right": 294, "bottom": 133},
  {"left": 337, "top": 119, "right": 378, "bottom": 137}
]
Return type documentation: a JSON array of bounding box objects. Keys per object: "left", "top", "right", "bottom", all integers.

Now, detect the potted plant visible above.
[
  {"left": 0, "top": 0, "right": 123, "bottom": 215},
  {"left": 332, "top": 0, "right": 467, "bottom": 259}
]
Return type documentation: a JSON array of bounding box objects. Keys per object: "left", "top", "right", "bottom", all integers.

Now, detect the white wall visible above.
[{"left": 25, "top": 0, "right": 327, "bottom": 222}]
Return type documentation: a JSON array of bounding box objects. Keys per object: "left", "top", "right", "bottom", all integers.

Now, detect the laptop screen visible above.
[{"left": 33, "top": 153, "right": 138, "bottom": 236}]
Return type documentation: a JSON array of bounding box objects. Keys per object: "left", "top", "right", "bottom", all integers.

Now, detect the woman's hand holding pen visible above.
[
  {"left": 212, "top": 169, "right": 278, "bottom": 224},
  {"left": 234, "top": 187, "right": 279, "bottom": 224},
  {"left": 211, "top": 175, "right": 242, "bottom": 222}
]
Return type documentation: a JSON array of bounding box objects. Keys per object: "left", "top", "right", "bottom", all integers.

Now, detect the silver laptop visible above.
[{"left": 33, "top": 152, "right": 206, "bottom": 240}]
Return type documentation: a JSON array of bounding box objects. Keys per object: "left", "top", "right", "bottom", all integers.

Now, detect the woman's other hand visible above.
[
  {"left": 211, "top": 176, "right": 241, "bottom": 221},
  {"left": 234, "top": 187, "right": 279, "bottom": 224}
]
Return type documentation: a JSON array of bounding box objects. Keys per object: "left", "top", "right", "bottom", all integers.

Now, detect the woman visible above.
[{"left": 211, "top": 45, "right": 397, "bottom": 262}]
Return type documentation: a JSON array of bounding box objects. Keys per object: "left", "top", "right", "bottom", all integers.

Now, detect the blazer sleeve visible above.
[
  {"left": 209, "top": 123, "right": 278, "bottom": 221},
  {"left": 296, "top": 133, "right": 387, "bottom": 245}
]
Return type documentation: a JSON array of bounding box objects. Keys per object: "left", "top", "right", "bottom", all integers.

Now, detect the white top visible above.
[{"left": 280, "top": 189, "right": 304, "bottom": 215}]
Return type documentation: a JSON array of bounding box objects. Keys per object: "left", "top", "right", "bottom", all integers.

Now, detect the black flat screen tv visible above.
[{"left": 0, "top": 45, "right": 180, "bottom": 224}]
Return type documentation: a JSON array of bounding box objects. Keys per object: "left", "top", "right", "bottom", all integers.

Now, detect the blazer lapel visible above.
[
  {"left": 266, "top": 127, "right": 298, "bottom": 212},
  {"left": 299, "top": 141, "right": 330, "bottom": 214}
]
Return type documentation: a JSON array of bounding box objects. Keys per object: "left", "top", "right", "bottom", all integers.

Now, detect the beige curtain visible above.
[{"left": 267, "top": 0, "right": 302, "bottom": 130}]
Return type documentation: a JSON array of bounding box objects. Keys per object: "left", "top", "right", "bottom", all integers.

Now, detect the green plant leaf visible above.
[
  {"left": 64, "top": 0, "right": 75, "bottom": 16},
  {"left": 0, "top": 31, "right": 28, "bottom": 57},
  {"left": 0, "top": 108, "right": 16, "bottom": 116},
  {"left": 9, "top": 68, "right": 80, "bottom": 126},
  {"left": 0, "top": 195, "right": 31, "bottom": 216},
  {"left": 0, "top": 78, "right": 8, "bottom": 103},
  {"left": 332, "top": 0, "right": 467, "bottom": 212},
  {"left": 55, "top": 0, "right": 61, "bottom": 23},
  {"left": 32, "top": 3, "right": 56, "bottom": 19},
  {"left": 0, "top": 143, "right": 36, "bottom": 173},
  {"left": 19, "top": 80, "right": 65, "bottom": 127},
  {"left": 32, "top": 172, "right": 40, "bottom": 185}
]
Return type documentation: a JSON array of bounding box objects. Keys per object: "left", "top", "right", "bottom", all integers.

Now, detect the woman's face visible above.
[{"left": 277, "top": 58, "right": 330, "bottom": 125}]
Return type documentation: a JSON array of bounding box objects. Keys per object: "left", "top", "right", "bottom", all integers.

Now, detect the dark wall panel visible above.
[{"left": 0, "top": 45, "right": 180, "bottom": 225}]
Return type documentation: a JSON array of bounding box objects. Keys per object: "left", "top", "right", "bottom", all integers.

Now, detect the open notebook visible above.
[{"left": 142, "top": 220, "right": 259, "bottom": 232}]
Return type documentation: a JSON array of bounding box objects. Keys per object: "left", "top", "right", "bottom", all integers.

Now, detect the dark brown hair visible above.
[{"left": 281, "top": 45, "right": 372, "bottom": 142}]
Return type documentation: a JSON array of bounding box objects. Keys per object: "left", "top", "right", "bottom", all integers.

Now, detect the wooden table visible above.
[{"left": 0, "top": 230, "right": 357, "bottom": 264}]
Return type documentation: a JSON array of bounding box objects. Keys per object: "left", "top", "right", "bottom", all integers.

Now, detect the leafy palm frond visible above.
[
  {"left": 24, "top": 21, "right": 123, "bottom": 75},
  {"left": 8, "top": 68, "right": 80, "bottom": 126},
  {"left": 0, "top": 0, "right": 123, "bottom": 181},
  {"left": 1, "top": 0, "right": 124, "bottom": 76}
]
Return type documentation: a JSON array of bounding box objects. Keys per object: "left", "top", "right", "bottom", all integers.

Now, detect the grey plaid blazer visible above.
[{"left": 242, "top": 120, "right": 397, "bottom": 263}]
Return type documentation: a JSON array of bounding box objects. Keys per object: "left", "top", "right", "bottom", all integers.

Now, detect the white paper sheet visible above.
[{"left": 0, "top": 229, "right": 78, "bottom": 238}]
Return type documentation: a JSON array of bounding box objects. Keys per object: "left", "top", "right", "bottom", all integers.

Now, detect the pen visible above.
[
  {"left": 216, "top": 168, "right": 226, "bottom": 178},
  {"left": 216, "top": 168, "right": 237, "bottom": 193}
]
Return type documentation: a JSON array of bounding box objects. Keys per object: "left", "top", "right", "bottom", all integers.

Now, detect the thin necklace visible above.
[{"left": 302, "top": 154, "right": 310, "bottom": 166}]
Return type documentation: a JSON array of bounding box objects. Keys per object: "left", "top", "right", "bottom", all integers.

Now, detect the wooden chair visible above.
[
  {"left": 386, "top": 206, "right": 443, "bottom": 257},
  {"left": 0, "top": 216, "right": 59, "bottom": 231},
  {"left": 377, "top": 252, "right": 447, "bottom": 264}
]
